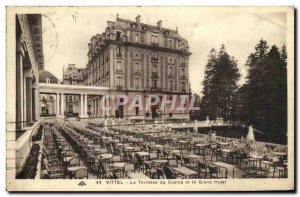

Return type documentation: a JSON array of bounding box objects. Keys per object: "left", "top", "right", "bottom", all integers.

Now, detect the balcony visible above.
[
  {"left": 151, "top": 43, "right": 159, "bottom": 47},
  {"left": 134, "top": 70, "right": 140, "bottom": 75},
  {"left": 180, "top": 75, "right": 187, "bottom": 79},
  {"left": 116, "top": 53, "right": 122, "bottom": 58},
  {"left": 116, "top": 69, "right": 123, "bottom": 74},
  {"left": 181, "top": 63, "right": 186, "bottom": 67},
  {"left": 151, "top": 57, "right": 159, "bottom": 62},
  {"left": 149, "top": 87, "right": 162, "bottom": 92},
  {"left": 116, "top": 85, "right": 123, "bottom": 90},
  {"left": 116, "top": 37, "right": 123, "bottom": 42},
  {"left": 151, "top": 72, "right": 158, "bottom": 79}
]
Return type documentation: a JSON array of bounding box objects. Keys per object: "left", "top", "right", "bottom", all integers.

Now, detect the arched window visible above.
[{"left": 46, "top": 78, "right": 51, "bottom": 83}]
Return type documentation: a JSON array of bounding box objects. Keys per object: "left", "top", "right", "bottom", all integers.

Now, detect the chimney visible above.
[
  {"left": 157, "top": 20, "right": 162, "bottom": 29},
  {"left": 136, "top": 15, "right": 141, "bottom": 26}
]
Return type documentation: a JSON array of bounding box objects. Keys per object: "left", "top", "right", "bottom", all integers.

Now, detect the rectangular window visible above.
[
  {"left": 152, "top": 64, "right": 157, "bottom": 73},
  {"left": 116, "top": 77, "right": 123, "bottom": 89},
  {"left": 151, "top": 35, "right": 158, "bottom": 44},
  {"left": 181, "top": 82, "right": 186, "bottom": 92},
  {"left": 117, "top": 47, "right": 122, "bottom": 57},
  {"left": 134, "top": 62, "right": 140, "bottom": 72},
  {"left": 169, "top": 81, "right": 173, "bottom": 91},
  {"left": 168, "top": 66, "right": 174, "bottom": 76},
  {"left": 116, "top": 31, "right": 121, "bottom": 41},
  {"left": 152, "top": 80, "right": 157, "bottom": 88},
  {"left": 134, "top": 77, "right": 140, "bottom": 89},
  {"left": 116, "top": 61, "right": 122, "bottom": 70},
  {"left": 135, "top": 34, "right": 139, "bottom": 42},
  {"left": 169, "top": 39, "right": 173, "bottom": 48},
  {"left": 181, "top": 68, "right": 186, "bottom": 78},
  {"left": 152, "top": 52, "right": 158, "bottom": 62},
  {"left": 117, "top": 77, "right": 122, "bottom": 86}
]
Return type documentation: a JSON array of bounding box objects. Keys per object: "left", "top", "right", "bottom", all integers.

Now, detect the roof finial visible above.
[
  {"left": 117, "top": 13, "right": 119, "bottom": 20},
  {"left": 176, "top": 26, "right": 178, "bottom": 33}
]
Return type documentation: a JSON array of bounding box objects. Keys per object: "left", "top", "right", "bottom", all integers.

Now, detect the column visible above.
[
  {"left": 61, "top": 93, "right": 64, "bottom": 117},
  {"left": 80, "top": 94, "right": 83, "bottom": 115},
  {"left": 16, "top": 51, "right": 23, "bottom": 129},
  {"left": 32, "top": 88, "right": 36, "bottom": 121},
  {"left": 84, "top": 94, "right": 88, "bottom": 115},
  {"left": 25, "top": 77, "right": 32, "bottom": 125},
  {"left": 56, "top": 93, "right": 60, "bottom": 116}
]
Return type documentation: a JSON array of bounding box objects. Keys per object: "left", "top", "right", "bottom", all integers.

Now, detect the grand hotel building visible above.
[{"left": 85, "top": 15, "right": 192, "bottom": 120}]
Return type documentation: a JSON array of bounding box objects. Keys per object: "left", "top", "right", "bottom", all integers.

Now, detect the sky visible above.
[{"left": 41, "top": 7, "right": 288, "bottom": 95}]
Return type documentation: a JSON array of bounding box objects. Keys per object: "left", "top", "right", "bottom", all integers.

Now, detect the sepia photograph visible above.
[{"left": 6, "top": 6, "right": 294, "bottom": 191}]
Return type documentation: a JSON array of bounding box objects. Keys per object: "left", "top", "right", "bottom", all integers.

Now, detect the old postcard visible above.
[{"left": 6, "top": 6, "right": 294, "bottom": 191}]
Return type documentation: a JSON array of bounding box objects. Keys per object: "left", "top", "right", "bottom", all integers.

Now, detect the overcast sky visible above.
[{"left": 42, "top": 7, "right": 288, "bottom": 95}]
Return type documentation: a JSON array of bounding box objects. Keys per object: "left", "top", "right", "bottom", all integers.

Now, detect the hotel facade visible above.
[{"left": 85, "top": 15, "right": 192, "bottom": 120}]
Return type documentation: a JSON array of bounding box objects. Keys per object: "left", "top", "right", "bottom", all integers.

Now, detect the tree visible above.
[
  {"left": 200, "top": 45, "right": 240, "bottom": 120},
  {"left": 241, "top": 39, "right": 287, "bottom": 144}
]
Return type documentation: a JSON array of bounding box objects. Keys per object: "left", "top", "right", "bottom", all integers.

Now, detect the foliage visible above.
[
  {"left": 239, "top": 39, "right": 287, "bottom": 144},
  {"left": 200, "top": 45, "right": 240, "bottom": 120}
]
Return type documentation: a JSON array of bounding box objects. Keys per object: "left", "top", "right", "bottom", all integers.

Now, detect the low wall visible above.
[{"left": 15, "top": 121, "right": 41, "bottom": 174}]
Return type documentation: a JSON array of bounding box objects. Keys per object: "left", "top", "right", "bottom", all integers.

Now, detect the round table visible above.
[
  {"left": 169, "top": 150, "right": 181, "bottom": 154},
  {"left": 113, "top": 162, "right": 127, "bottom": 168},
  {"left": 100, "top": 153, "right": 113, "bottom": 160},
  {"left": 153, "top": 159, "right": 168, "bottom": 164}
]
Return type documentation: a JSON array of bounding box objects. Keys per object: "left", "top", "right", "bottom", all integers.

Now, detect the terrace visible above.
[{"left": 17, "top": 119, "right": 288, "bottom": 180}]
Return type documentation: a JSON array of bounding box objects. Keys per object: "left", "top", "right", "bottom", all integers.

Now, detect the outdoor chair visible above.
[
  {"left": 208, "top": 165, "right": 228, "bottom": 179},
  {"left": 156, "top": 168, "right": 164, "bottom": 179},
  {"left": 144, "top": 162, "right": 157, "bottom": 178},
  {"left": 163, "top": 166, "right": 177, "bottom": 179},
  {"left": 198, "top": 161, "right": 209, "bottom": 178}
]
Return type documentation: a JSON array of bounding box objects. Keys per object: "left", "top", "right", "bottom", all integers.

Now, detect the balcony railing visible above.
[
  {"left": 149, "top": 87, "right": 162, "bottom": 92},
  {"left": 151, "top": 57, "right": 159, "bottom": 62},
  {"left": 151, "top": 43, "right": 159, "bottom": 47},
  {"left": 134, "top": 70, "right": 140, "bottom": 75},
  {"left": 151, "top": 72, "right": 158, "bottom": 79},
  {"left": 116, "top": 37, "right": 123, "bottom": 42},
  {"left": 116, "top": 85, "right": 123, "bottom": 90},
  {"left": 116, "top": 69, "right": 123, "bottom": 74}
]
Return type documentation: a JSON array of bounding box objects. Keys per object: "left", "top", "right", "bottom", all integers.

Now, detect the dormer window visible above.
[
  {"left": 116, "top": 31, "right": 122, "bottom": 41},
  {"left": 151, "top": 35, "right": 158, "bottom": 44},
  {"left": 46, "top": 78, "right": 51, "bottom": 83},
  {"left": 135, "top": 34, "right": 139, "bottom": 42},
  {"left": 168, "top": 39, "right": 173, "bottom": 48}
]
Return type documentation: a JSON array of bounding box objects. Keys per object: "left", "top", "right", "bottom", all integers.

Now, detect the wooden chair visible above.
[
  {"left": 198, "top": 161, "right": 209, "bottom": 178},
  {"left": 144, "top": 162, "right": 157, "bottom": 178},
  {"left": 208, "top": 165, "right": 228, "bottom": 179},
  {"left": 163, "top": 166, "right": 177, "bottom": 179}
]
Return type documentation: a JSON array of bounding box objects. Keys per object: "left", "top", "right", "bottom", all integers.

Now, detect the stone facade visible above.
[
  {"left": 15, "top": 14, "right": 44, "bottom": 130},
  {"left": 85, "top": 15, "right": 191, "bottom": 119},
  {"left": 12, "top": 14, "right": 44, "bottom": 174},
  {"left": 62, "top": 64, "right": 88, "bottom": 116}
]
